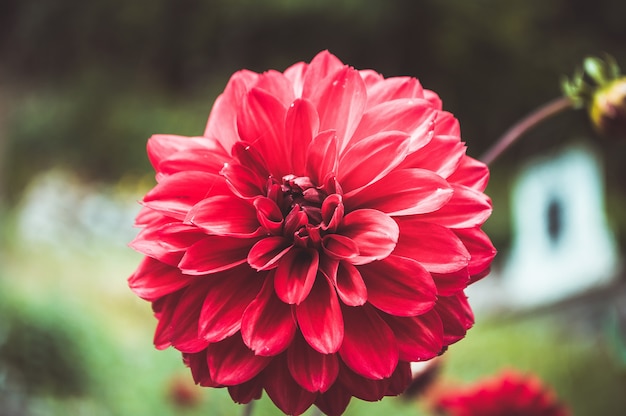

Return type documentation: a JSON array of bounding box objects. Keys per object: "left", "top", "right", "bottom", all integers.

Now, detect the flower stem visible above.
[
  {"left": 479, "top": 96, "right": 573, "bottom": 166},
  {"left": 242, "top": 401, "right": 255, "bottom": 416}
]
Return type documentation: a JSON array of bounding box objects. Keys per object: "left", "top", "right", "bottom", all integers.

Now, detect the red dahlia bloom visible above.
[
  {"left": 435, "top": 370, "right": 571, "bottom": 416},
  {"left": 128, "top": 51, "right": 496, "bottom": 416}
]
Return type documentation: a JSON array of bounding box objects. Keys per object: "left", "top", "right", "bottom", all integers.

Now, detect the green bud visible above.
[{"left": 562, "top": 54, "right": 626, "bottom": 139}]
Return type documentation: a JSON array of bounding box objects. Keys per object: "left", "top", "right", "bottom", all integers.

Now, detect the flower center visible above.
[{"left": 280, "top": 174, "right": 326, "bottom": 225}]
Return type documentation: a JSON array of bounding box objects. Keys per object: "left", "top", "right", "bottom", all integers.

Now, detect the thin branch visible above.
[{"left": 480, "top": 96, "right": 573, "bottom": 166}]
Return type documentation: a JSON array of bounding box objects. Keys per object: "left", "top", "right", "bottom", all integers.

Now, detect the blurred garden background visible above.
[{"left": 1, "top": 0, "right": 626, "bottom": 414}]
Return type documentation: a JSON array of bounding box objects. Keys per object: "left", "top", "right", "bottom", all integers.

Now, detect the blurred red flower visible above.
[
  {"left": 435, "top": 370, "right": 570, "bottom": 416},
  {"left": 128, "top": 50, "right": 496, "bottom": 416}
]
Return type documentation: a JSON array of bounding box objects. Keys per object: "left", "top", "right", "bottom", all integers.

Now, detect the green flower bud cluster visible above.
[{"left": 562, "top": 55, "right": 626, "bottom": 139}]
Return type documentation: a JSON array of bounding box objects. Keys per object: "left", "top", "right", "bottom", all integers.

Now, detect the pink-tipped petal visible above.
[
  {"left": 143, "top": 171, "right": 230, "bottom": 220},
  {"left": 333, "top": 261, "right": 368, "bottom": 306},
  {"left": 286, "top": 98, "right": 320, "bottom": 176},
  {"left": 128, "top": 257, "right": 195, "bottom": 301},
  {"left": 206, "top": 333, "right": 271, "bottom": 385},
  {"left": 305, "top": 130, "right": 338, "bottom": 186},
  {"left": 337, "top": 131, "right": 412, "bottom": 193},
  {"left": 186, "top": 195, "right": 261, "bottom": 237},
  {"left": 448, "top": 155, "right": 490, "bottom": 191},
  {"left": 359, "top": 255, "right": 436, "bottom": 317},
  {"left": 345, "top": 168, "right": 452, "bottom": 216},
  {"left": 436, "top": 293, "right": 474, "bottom": 345},
  {"left": 199, "top": 265, "right": 264, "bottom": 343},
  {"left": 247, "top": 236, "right": 293, "bottom": 270},
  {"left": 339, "top": 209, "right": 399, "bottom": 265},
  {"left": 178, "top": 236, "right": 256, "bottom": 275},
  {"left": 296, "top": 276, "right": 344, "bottom": 354},
  {"left": 169, "top": 281, "right": 211, "bottom": 353},
  {"left": 454, "top": 227, "right": 497, "bottom": 279},
  {"left": 274, "top": 248, "right": 319, "bottom": 305},
  {"left": 418, "top": 184, "right": 493, "bottom": 229},
  {"left": 394, "top": 219, "right": 470, "bottom": 274},
  {"left": 241, "top": 275, "right": 297, "bottom": 356},
  {"left": 382, "top": 310, "right": 444, "bottom": 362},
  {"left": 398, "top": 135, "right": 466, "bottom": 178},
  {"left": 339, "top": 305, "right": 398, "bottom": 379},
  {"left": 205, "top": 69, "right": 258, "bottom": 151},
  {"left": 310, "top": 66, "right": 367, "bottom": 153},
  {"left": 237, "top": 88, "right": 288, "bottom": 177}
]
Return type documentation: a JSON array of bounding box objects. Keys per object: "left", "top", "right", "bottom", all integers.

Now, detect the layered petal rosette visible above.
[
  {"left": 435, "top": 370, "right": 571, "bottom": 416},
  {"left": 129, "top": 51, "right": 496, "bottom": 416}
]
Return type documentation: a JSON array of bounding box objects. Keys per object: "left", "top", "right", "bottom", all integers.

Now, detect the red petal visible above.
[
  {"left": 364, "top": 77, "right": 424, "bottom": 108},
  {"left": 158, "top": 147, "right": 228, "bottom": 175},
  {"left": 178, "top": 236, "right": 255, "bottom": 275},
  {"left": 128, "top": 257, "right": 195, "bottom": 301},
  {"left": 433, "top": 111, "right": 461, "bottom": 136},
  {"left": 287, "top": 333, "right": 339, "bottom": 393},
  {"left": 348, "top": 99, "right": 435, "bottom": 152},
  {"left": 345, "top": 168, "right": 452, "bottom": 216},
  {"left": 398, "top": 135, "right": 465, "bottom": 178},
  {"left": 359, "top": 255, "right": 436, "bottom": 316},
  {"left": 322, "top": 234, "right": 359, "bottom": 260},
  {"left": 295, "top": 276, "right": 344, "bottom": 354},
  {"left": 321, "top": 193, "right": 344, "bottom": 232},
  {"left": 206, "top": 333, "right": 271, "bottom": 385},
  {"left": 221, "top": 162, "right": 266, "bottom": 199},
  {"left": 287, "top": 98, "right": 319, "bottom": 177},
  {"left": 305, "top": 130, "right": 338, "bottom": 186},
  {"left": 264, "top": 357, "right": 318, "bottom": 416},
  {"left": 337, "top": 362, "right": 390, "bottom": 401},
  {"left": 334, "top": 261, "right": 367, "bottom": 306},
  {"left": 418, "top": 184, "right": 492, "bottom": 229},
  {"left": 432, "top": 269, "right": 471, "bottom": 296},
  {"left": 147, "top": 134, "right": 226, "bottom": 172},
  {"left": 153, "top": 291, "right": 181, "bottom": 350},
  {"left": 143, "top": 171, "right": 230, "bottom": 220},
  {"left": 253, "top": 197, "right": 284, "bottom": 235},
  {"left": 205, "top": 69, "right": 258, "bottom": 150},
  {"left": 339, "top": 304, "right": 398, "bottom": 379},
  {"left": 237, "top": 88, "right": 288, "bottom": 177},
  {"left": 382, "top": 310, "right": 444, "bottom": 361},
  {"left": 186, "top": 195, "right": 261, "bottom": 237},
  {"left": 337, "top": 131, "right": 412, "bottom": 193},
  {"left": 301, "top": 50, "right": 345, "bottom": 99},
  {"left": 339, "top": 209, "right": 399, "bottom": 265},
  {"left": 227, "top": 376, "right": 263, "bottom": 404},
  {"left": 129, "top": 223, "right": 205, "bottom": 266},
  {"left": 310, "top": 66, "right": 367, "bottom": 153},
  {"left": 247, "top": 236, "right": 293, "bottom": 270},
  {"left": 169, "top": 280, "right": 211, "bottom": 353},
  {"left": 198, "top": 265, "right": 264, "bottom": 343},
  {"left": 315, "top": 382, "right": 352, "bottom": 416},
  {"left": 184, "top": 351, "right": 219, "bottom": 387},
  {"left": 394, "top": 219, "right": 470, "bottom": 274},
  {"left": 385, "top": 361, "right": 413, "bottom": 396},
  {"left": 254, "top": 69, "right": 295, "bottom": 105},
  {"left": 274, "top": 248, "right": 319, "bottom": 305},
  {"left": 241, "top": 275, "right": 296, "bottom": 356},
  {"left": 448, "top": 155, "right": 490, "bottom": 191},
  {"left": 454, "top": 228, "right": 497, "bottom": 278},
  {"left": 436, "top": 293, "right": 474, "bottom": 345}
]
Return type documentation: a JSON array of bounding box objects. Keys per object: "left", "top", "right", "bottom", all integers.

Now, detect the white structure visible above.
[{"left": 500, "top": 144, "right": 619, "bottom": 307}]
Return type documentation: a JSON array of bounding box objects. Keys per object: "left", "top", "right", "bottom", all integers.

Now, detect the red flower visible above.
[
  {"left": 128, "top": 51, "right": 496, "bottom": 416},
  {"left": 435, "top": 370, "right": 571, "bottom": 416}
]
